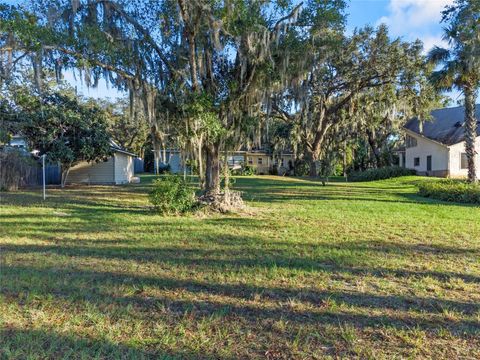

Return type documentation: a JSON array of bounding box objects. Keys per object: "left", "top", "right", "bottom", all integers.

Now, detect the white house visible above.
[
  {"left": 400, "top": 105, "right": 480, "bottom": 178},
  {"left": 66, "top": 143, "right": 136, "bottom": 185}
]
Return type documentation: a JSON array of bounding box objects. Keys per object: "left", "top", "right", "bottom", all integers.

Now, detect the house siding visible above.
[
  {"left": 67, "top": 158, "right": 115, "bottom": 184},
  {"left": 404, "top": 132, "right": 449, "bottom": 176},
  {"left": 245, "top": 153, "right": 271, "bottom": 174},
  {"left": 447, "top": 137, "right": 480, "bottom": 178},
  {"left": 114, "top": 152, "right": 134, "bottom": 184}
]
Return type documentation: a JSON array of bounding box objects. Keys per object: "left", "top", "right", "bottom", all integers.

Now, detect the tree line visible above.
[{"left": 0, "top": 0, "right": 478, "bottom": 202}]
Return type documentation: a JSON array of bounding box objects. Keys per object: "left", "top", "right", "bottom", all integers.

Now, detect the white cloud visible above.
[
  {"left": 377, "top": 0, "right": 454, "bottom": 52},
  {"left": 420, "top": 34, "right": 449, "bottom": 52}
]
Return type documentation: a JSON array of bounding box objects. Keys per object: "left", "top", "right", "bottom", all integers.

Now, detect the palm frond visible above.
[
  {"left": 429, "top": 68, "right": 457, "bottom": 92},
  {"left": 426, "top": 46, "right": 451, "bottom": 65}
]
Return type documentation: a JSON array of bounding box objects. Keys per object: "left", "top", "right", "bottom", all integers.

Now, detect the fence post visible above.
[{"left": 42, "top": 154, "right": 46, "bottom": 200}]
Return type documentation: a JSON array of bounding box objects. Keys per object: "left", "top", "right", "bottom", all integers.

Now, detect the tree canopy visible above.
[
  {"left": 5, "top": 88, "right": 112, "bottom": 186},
  {"left": 0, "top": 0, "right": 461, "bottom": 199}
]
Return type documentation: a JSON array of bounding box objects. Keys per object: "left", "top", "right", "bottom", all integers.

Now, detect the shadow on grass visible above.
[
  {"left": 2, "top": 264, "right": 480, "bottom": 337},
  {"left": 0, "top": 327, "right": 212, "bottom": 360},
  {"left": 233, "top": 177, "right": 478, "bottom": 207},
  {"left": 2, "top": 240, "right": 478, "bottom": 283},
  {"left": 2, "top": 176, "right": 475, "bottom": 209}
]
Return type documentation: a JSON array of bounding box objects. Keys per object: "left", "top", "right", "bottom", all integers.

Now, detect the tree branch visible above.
[{"left": 79, "top": 0, "right": 175, "bottom": 76}]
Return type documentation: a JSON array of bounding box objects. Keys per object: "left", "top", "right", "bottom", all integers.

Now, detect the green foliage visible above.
[
  {"left": 417, "top": 179, "right": 480, "bottom": 204},
  {"left": 294, "top": 160, "right": 310, "bottom": 176},
  {"left": 221, "top": 168, "right": 237, "bottom": 188},
  {"left": 234, "top": 165, "right": 255, "bottom": 176},
  {"left": 295, "top": 23, "right": 441, "bottom": 177},
  {"left": 349, "top": 166, "right": 416, "bottom": 182},
  {"left": 149, "top": 175, "right": 196, "bottom": 214},
  {"left": 101, "top": 98, "right": 149, "bottom": 156},
  {"left": 14, "top": 90, "right": 112, "bottom": 185},
  {"left": 0, "top": 149, "right": 35, "bottom": 191},
  {"left": 185, "top": 159, "right": 198, "bottom": 175},
  {"left": 187, "top": 93, "right": 226, "bottom": 143}
]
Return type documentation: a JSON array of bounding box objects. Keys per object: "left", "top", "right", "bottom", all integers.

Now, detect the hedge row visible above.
[
  {"left": 417, "top": 179, "right": 480, "bottom": 205},
  {"left": 348, "top": 166, "right": 416, "bottom": 182}
]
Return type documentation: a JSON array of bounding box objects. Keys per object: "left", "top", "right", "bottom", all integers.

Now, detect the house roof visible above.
[
  {"left": 109, "top": 140, "right": 137, "bottom": 157},
  {"left": 404, "top": 105, "right": 480, "bottom": 146}
]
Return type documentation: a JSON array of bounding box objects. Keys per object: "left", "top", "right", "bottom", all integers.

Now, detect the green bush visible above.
[
  {"left": 233, "top": 165, "right": 255, "bottom": 176},
  {"left": 417, "top": 179, "right": 480, "bottom": 204},
  {"left": 0, "top": 149, "right": 35, "bottom": 191},
  {"left": 149, "top": 175, "right": 196, "bottom": 214},
  {"left": 293, "top": 160, "right": 309, "bottom": 176},
  {"left": 349, "top": 166, "right": 416, "bottom": 182}
]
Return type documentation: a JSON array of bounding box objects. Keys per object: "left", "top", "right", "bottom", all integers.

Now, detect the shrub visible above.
[
  {"left": 0, "top": 149, "right": 35, "bottom": 191},
  {"left": 349, "top": 166, "right": 416, "bottom": 182},
  {"left": 417, "top": 179, "right": 480, "bottom": 204},
  {"left": 233, "top": 165, "right": 255, "bottom": 176},
  {"left": 149, "top": 175, "right": 196, "bottom": 214},
  {"left": 293, "top": 160, "right": 309, "bottom": 176}
]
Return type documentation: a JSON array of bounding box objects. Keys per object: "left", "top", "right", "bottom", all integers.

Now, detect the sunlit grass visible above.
[{"left": 1, "top": 175, "right": 479, "bottom": 359}]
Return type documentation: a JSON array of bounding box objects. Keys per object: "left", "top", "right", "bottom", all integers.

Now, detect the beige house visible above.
[
  {"left": 67, "top": 145, "right": 136, "bottom": 185},
  {"left": 243, "top": 151, "right": 294, "bottom": 175},
  {"left": 400, "top": 105, "right": 480, "bottom": 178}
]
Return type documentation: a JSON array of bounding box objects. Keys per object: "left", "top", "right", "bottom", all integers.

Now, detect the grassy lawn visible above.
[{"left": 1, "top": 175, "right": 479, "bottom": 359}]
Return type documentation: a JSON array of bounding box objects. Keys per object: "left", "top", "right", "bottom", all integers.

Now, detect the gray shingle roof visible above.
[
  {"left": 404, "top": 105, "right": 480, "bottom": 146},
  {"left": 109, "top": 140, "right": 137, "bottom": 157}
]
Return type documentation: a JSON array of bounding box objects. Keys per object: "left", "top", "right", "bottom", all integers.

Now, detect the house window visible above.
[
  {"left": 414, "top": 157, "right": 420, "bottom": 167},
  {"left": 247, "top": 157, "right": 253, "bottom": 165},
  {"left": 257, "top": 157, "right": 263, "bottom": 165},
  {"left": 406, "top": 135, "right": 418, "bottom": 148},
  {"left": 461, "top": 153, "right": 468, "bottom": 169}
]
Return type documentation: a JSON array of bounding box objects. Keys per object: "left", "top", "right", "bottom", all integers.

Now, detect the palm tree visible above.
[{"left": 427, "top": 0, "right": 480, "bottom": 183}]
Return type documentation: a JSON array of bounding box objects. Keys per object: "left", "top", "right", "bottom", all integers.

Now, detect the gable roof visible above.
[
  {"left": 109, "top": 140, "right": 137, "bottom": 157},
  {"left": 404, "top": 105, "right": 480, "bottom": 146}
]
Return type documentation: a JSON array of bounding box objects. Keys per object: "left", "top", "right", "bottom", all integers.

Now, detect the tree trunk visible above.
[
  {"left": 464, "top": 86, "right": 477, "bottom": 183},
  {"left": 306, "top": 150, "right": 319, "bottom": 177},
  {"left": 307, "top": 111, "right": 330, "bottom": 177},
  {"left": 151, "top": 132, "right": 161, "bottom": 175},
  {"left": 204, "top": 142, "right": 221, "bottom": 195},
  {"left": 61, "top": 166, "right": 71, "bottom": 188},
  {"left": 366, "top": 129, "right": 381, "bottom": 168},
  {"left": 197, "top": 140, "right": 204, "bottom": 186},
  {"left": 223, "top": 150, "right": 230, "bottom": 192}
]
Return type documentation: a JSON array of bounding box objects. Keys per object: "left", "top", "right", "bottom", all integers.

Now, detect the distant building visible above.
[
  {"left": 241, "top": 150, "right": 294, "bottom": 175},
  {"left": 400, "top": 105, "right": 480, "bottom": 178},
  {"left": 67, "top": 142, "right": 136, "bottom": 185},
  {"left": 162, "top": 149, "right": 295, "bottom": 176},
  {"left": 8, "top": 135, "right": 28, "bottom": 149},
  {"left": 3, "top": 135, "right": 138, "bottom": 185}
]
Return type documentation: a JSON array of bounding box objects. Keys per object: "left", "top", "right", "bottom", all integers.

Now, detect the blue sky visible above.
[
  {"left": 348, "top": 0, "right": 451, "bottom": 52},
  {"left": 6, "top": 0, "right": 465, "bottom": 103}
]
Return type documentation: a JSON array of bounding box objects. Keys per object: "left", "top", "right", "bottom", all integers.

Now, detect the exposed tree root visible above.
[{"left": 197, "top": 190, "right": 245, "bottom": 213}]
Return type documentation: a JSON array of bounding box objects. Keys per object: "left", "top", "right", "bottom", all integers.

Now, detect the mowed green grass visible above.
[{"left": 1, "top": 175, "right": 479, "bottom": 359}]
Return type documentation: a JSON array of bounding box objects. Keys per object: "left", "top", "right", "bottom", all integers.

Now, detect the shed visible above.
[{"left": 67, "top": 144, "right": 136, "bottom": 185}]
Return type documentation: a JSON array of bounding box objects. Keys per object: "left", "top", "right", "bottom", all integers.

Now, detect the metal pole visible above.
[
  {"left": 42, "top": 154, "right": 46, "bottom": 200},
  {"left": 183, "top": 155, "right": 187, "bottom": 180}
]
